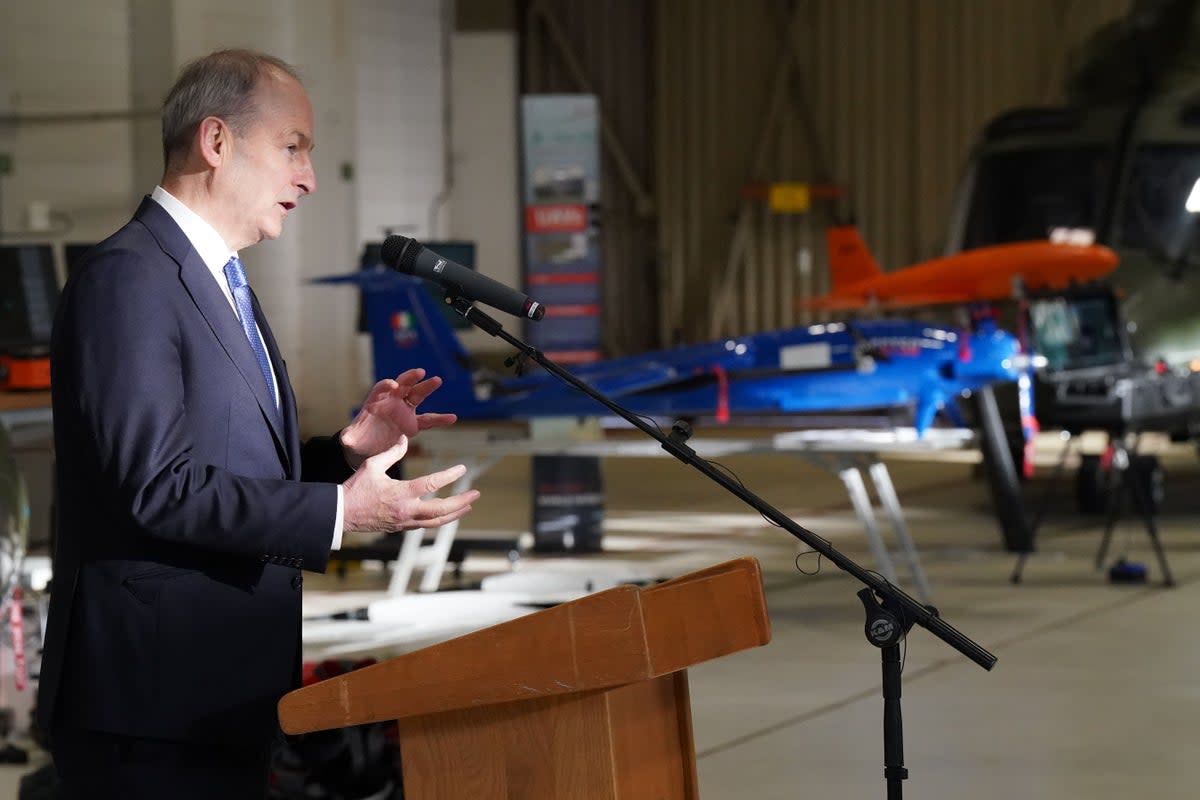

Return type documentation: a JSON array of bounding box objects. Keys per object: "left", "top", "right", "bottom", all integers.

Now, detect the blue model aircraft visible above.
[{"left": 315, "top": 271, "right": 1027, "bottom": 435}]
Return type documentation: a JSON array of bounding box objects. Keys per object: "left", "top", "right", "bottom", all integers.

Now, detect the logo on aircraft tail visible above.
[{"left": 391, "top": 311, "right": 417, "bottom": 347}]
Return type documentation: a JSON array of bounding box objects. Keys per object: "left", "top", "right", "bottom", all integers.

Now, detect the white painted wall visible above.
[
  {"left": 354, "top": 0, "right": 448, "bottom": 244},
  {"left": 448, "top": 30, "right": 521, "bottom": 354},
  {"left": 0, "top": 0, "right": 136, "bottom": 242}
]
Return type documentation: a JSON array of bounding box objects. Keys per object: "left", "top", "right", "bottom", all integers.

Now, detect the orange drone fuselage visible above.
[{"left": 805, "top": 226, "right": 1119, "bottom": 310}]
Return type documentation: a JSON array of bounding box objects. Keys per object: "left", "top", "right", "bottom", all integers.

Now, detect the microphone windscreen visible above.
[{"left": 381, "top": 235, "right": 421, "bottom": 274}]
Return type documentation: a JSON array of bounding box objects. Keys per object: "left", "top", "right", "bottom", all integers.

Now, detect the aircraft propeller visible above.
[
  {"left": 968, "top": 302, "right": 1040, "bottom": 479},
  {"left": 845, "top": 322, "right": 892, "bottom": 367}
]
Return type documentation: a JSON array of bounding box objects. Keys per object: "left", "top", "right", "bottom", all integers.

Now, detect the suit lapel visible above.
[
  {"left": 133, "top": 199, "right": 291, "bottom": 471},
  {"left": 252, "top": 289, "right": 302, "bottom": 479}
]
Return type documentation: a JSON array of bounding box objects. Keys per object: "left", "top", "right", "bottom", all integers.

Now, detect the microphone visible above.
[{"left": 380, "top": 235, "right": 545, "bottom": 321}]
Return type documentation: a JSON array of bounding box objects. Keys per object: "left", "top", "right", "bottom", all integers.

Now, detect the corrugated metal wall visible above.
[
  {"left": 522, "top": 0, "right": 1134, "bottom": 351},
  {"left": 522, "top": 0, "right": 658, "bottom": 356}
]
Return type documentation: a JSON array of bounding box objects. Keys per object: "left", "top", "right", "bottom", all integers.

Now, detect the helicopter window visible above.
[
  {"left": 962, "top": 147, "right": 1110, "bottom": 249},
  {"left": 1028, "top": 293, "right": 1127, "bottom": 372},
  {"left": 1116, "top": 144, "right": 1200, "bottom": 258}
]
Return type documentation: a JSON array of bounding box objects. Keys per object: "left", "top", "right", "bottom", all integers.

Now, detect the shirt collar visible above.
[{"left": 150, "top": 185, "right": 238, "bottom": 273}]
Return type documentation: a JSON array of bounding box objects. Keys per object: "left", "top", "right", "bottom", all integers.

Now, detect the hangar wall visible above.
[{"left": 518, "top": 0, "right": 1135, "bottom": 346}]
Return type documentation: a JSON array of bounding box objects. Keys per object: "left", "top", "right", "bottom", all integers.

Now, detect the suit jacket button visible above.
[{"left": 292, "top": 574, "right": 303, "bottom": 590}]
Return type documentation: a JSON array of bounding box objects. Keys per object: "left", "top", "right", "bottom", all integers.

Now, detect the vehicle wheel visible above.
[
  {"left": 1129, "top": 454, "right": 1165, "bottom": 516},
  {"left": 1075, "top": 455, "right": 1107, "bottom": 515}
]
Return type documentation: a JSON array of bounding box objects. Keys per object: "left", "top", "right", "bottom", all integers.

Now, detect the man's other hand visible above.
[{"left": 341, "top": 437, "right": 479, "bottom": 533}]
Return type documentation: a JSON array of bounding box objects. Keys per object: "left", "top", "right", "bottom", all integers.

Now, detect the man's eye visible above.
[{"left": 287, "top": 144, "right": 298, "bottom": 153}]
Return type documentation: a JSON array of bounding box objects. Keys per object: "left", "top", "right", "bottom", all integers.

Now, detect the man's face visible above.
[{"left": 221, "top": 71, "right": 317, "bottom": 249}]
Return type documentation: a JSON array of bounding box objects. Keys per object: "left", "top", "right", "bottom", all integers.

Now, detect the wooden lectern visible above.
[{"left": 279, "top": 557, "right": 771, "bottom": 799}]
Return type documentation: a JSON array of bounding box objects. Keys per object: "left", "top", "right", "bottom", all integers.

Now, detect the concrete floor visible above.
[{"left": 5, "top": 432, "right": 1200, "bottom": 798}]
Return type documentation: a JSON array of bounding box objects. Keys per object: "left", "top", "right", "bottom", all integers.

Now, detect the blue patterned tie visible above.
[{"left": 223, "top": 256, "right": 278, "bottom": 407}]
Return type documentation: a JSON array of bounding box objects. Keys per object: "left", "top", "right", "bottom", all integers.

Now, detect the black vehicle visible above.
[{"left": 946, "top": 0, "right": 1200, "bottom": 516}]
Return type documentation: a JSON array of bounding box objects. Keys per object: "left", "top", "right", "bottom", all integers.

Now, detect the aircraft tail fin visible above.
[
  {"left": 826, "top": 225, "right": 883, "bottom": 293},
  {"left": 356, "top": 274, "right": 480, "bottom": 414}
]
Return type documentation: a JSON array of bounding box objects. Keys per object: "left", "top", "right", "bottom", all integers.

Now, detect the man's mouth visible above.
[{"left": 279, "top": 201, "right": 296, "bottom": 212}]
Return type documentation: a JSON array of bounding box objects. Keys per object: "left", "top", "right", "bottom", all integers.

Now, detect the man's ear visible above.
[{"left": 196, "top": 116, "right": 229, "bottom": 168}]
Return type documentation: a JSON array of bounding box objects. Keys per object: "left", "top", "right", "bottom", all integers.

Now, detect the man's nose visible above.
[{"left": 297, "top": 158, "right": 316, "bottom": 195}]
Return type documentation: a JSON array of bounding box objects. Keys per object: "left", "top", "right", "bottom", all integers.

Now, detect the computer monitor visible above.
[
  {"left": 0, "top": 244, "right": 59, "bottom": 354},
  {"left": 1027, "top": 290, "right": 1131, "bottom": 372}
]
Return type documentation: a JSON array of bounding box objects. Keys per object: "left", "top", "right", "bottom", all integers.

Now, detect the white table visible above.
[{"left": 396, "top": 426, "right": 977, "bottom": 603}]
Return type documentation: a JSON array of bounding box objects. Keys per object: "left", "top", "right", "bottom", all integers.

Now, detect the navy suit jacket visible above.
[{"left": 38, "top": 198, "right": 353, "bottom": 745}]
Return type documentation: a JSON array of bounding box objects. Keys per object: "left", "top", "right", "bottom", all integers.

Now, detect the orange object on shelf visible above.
[{"left": 0, "top": 353, "right": 51, "bottom": 391}]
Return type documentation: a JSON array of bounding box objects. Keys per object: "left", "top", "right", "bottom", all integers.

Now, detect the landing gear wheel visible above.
[{"left": 1076, "top": 455, "right": 1106, "bottom": 515}]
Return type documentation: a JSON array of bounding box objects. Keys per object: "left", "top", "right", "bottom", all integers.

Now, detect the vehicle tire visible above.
[
  {"left": 1076, "top": 455, "right": 1107, "bottom": 514},
  {"left": 1130, "top": 454, "right": 1165, "bottom": 516}
]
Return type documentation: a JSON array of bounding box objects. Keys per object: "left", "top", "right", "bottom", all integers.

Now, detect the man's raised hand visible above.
[
  {"left": 339, "top": 368, "right": 459, "bottom": 468},
  {"left": 341, "top": 437, "right": 479, "bottom": 534}
]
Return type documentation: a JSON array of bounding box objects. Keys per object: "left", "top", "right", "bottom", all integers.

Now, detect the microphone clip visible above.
[
  {"left": 505, "top": 351, "right": 531, "bottom": 377},
  {"left": 668, "top": 419, "right": 694, "bottom": 445},
  {"left": 443, "top": 290, "right": 504, "bottom": 337}
]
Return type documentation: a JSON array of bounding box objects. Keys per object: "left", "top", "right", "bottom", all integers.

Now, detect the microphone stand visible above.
[{"left": 443, "top": 292, "right": 997, "bottom": 799}]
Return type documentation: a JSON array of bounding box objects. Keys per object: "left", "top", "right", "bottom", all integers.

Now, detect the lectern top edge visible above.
[{"left": 279, "top": 557, "right": 770, "bottom": 735}]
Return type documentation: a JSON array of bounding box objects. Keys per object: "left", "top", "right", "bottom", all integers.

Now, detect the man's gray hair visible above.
[{"left": 161, "top": 49, "right": 300, "bottom": 171}]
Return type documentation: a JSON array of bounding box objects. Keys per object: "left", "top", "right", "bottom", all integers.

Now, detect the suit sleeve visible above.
[
  {"left": 300, "top": 433, "right": 355, "bottom": 483},
  {"left": 56, "top": 248, "right": 335, "bottom": 571}
]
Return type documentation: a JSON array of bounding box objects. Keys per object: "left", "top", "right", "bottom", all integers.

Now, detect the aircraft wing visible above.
[
  {"left": 516, "top": 359, "right": 737, "bottom": 402},
  {"left": 544, "top": 361, "right": 703, "bottom": 397},
  {"left": 498, "top": 340, "right": 758, "bottom": 399}
]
